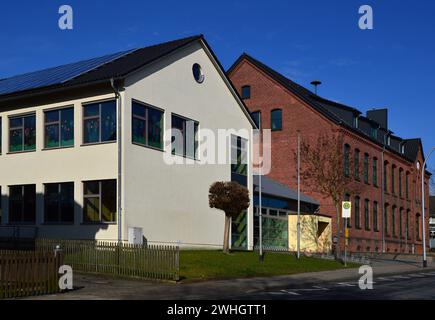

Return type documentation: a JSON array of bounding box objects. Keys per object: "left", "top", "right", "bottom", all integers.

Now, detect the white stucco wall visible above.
[
  {"left": 0, "top": 93, "right": 119, "bottom": 240},
  {"left": 0, "top": 40, "right": 254, "bottom": 248},
  {"left": 122, "top": 42, "right": 254, "bottom": 249}
]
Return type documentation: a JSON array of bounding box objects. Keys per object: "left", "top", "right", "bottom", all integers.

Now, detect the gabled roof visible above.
[
  {"left": 0, "top": 35, "right": 202, "bottom": 101},
  {"left": 228, "top": 53, "right": 425, "bottom": 163},
  {"left": 253, "top": 175, "right": 319, "bottom": 206}
]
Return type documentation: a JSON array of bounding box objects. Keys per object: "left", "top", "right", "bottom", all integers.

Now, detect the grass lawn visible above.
[{"left": 180, "top": 250, "right": 358, "bottom": 281}]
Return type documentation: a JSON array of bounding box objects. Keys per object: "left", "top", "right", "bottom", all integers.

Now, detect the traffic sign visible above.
[{"left": 342, "top": 201, "right": 352, "bottom": 218}]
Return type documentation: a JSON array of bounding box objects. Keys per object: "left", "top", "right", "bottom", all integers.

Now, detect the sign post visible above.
[{"left": 342, "top": 201, "right": 352, "bottom": 267}]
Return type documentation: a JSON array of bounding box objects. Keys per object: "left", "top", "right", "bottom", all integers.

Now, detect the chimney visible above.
[{"left": 367, "top": 108, "right": 388, "bottom": 129}]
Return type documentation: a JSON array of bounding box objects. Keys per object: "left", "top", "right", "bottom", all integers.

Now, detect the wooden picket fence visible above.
[
  {"left": 0, "top": 250, "right": 62, "bottom": 299},
  {"left": 36, "top": 239, "right": 179, "bottom": 281}
]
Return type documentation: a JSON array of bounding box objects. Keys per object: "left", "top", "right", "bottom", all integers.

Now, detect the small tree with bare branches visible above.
[
  {"left": 209, "top": 181, "right": 250, "bottom": 253},
  {"left": 296, "top": 132, "right": 360, "bottom": 260}
]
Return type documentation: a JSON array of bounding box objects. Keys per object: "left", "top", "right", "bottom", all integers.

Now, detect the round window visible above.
[{"left": 192, "top": 63, "right": 204, "bottom": 83}]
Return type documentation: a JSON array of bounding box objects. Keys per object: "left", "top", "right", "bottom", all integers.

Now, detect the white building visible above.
[{"left": 0, "top": 35, "right": 255, "bottom": 250}]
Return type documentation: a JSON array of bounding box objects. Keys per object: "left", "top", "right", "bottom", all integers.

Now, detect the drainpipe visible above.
[{"left": 111, "top": 78, "right": 123, "bottom": 244}]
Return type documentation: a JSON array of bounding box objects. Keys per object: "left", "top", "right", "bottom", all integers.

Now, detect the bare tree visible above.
[
  {"left": 296, "top": 132, "right": 361, "bottom": 260},
  {"left": 209, "top": 181, "right": 250, "bottom": 253}
]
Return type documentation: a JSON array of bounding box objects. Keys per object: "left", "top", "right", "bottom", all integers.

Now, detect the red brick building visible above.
[{"left": 228, "top": 53, "right": 431, "bottom": 254}]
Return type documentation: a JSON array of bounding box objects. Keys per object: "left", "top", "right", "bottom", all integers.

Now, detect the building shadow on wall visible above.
[{"left": 0, "top": 192, "right": 110, "bottom": 251}]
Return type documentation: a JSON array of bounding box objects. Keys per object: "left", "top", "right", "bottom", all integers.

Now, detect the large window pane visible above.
[
  {"left": 171, "top": 115, "right": 185, "bottom": 156},
  {"left": 271, "top": 109, "right": 282, "bottom": 131},
  {"left": 148, "top": 108, "right": 163, "bottom": 149},
  {"left": 171, "top": 114, "right": 198, "bottom": 159},
  {"left": 9, "top": 128, "right": 23, "bottom": 152},
  {"left": 60, "top": 183, "right": 74, "bottom": 222},
  {"left": 101, "top": 101, "right": 116, "bottom": 141},
  {"left": 23, "top": 116, "right": 36, "bottom": 151},
  {"left": 61, "top": 108, "right": 74, "bottom": 147},
  {"left": 45, "top": 124, "right": 60, "bottom": 148},
  {"left": 101, "top": 180, "right": 116, "bottom": 223},
  {"left": 83, "top": 100, "right": 116, "bottom": 144},
  {"left": 44, "top": 182, "right": 74, "bottom": 223},
  {"left": 83, "top": 180, "right": 116, "bottom": 223},
  {"left": 9, "top": 185, "right": 35, "bottom": 223},
  {"left": 84, "top": 197, "right": 100, "bottom": 222},
  {"left": 83, "top": 118, "right": 99, "bottom": 144}
]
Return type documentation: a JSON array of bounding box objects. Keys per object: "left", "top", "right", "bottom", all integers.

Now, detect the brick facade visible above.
[{"left": 229, "top": 57, "right": 431, "bottom": 254}]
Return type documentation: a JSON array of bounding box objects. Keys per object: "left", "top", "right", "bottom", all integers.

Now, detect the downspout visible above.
[{"left": 111, "top": 78, "right": 123, "bottom": 244}]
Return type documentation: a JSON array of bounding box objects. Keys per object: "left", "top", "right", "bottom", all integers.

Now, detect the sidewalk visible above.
[{"left": 28, "top": 259, "right": 435, "bottom": 300}]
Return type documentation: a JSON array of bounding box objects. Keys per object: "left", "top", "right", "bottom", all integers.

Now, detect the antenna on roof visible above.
[{"left": 310, "top": 80, "right": 322, "bottom": 95}]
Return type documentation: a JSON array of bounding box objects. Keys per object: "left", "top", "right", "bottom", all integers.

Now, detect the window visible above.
[
  {"left": 354, "top": 196, "right": 361, "bottom": 229},
  {"left": 132, "top": 101, "right": 164, "bottom": 149},
  {"left": 383, "top": 162, "right": 388, "bottom": 192},
  {"left": 353, "top": 116, "right": 359, "bottom": 128},
  {"left": 44, "top": 182, "right": 74, "bottom": 223},
  {"left": 406, "top": 172, "right": 410, "bottom": 199},
  {"left": 241, "top": 86, "right": 251, "bottom": 99},
  {"left": 83, "top": 180, "right": 116, "bottom": 223},
  {"left": 271, "top": 109, "right": 282, "bottom": 131},
  {"left": 171, "top": 114, "right": 199, "bottom": 159},
  {"left": 371, "top": 126, "right": 378, "bottom": 139},
  {"left": 384, "top": 204, "right": 389, "bottom": 235},
  {"left": 354, "top": 149, "right": 360, "bottom": 180},
  {"left": 364, "top": 153, "right": 369, "bottom": 184},
  {"left": 406, "top": 210, "right": 410, "bottom": 239},
  {"left": 399, "top": 169, "right": 403, "bottom": 197},
  {"left": 392, "top": 206, "right": 396, "bottom": 237},
  {"left": 344, "top": 193, "right": 351, "bottom": 228},
  {"left": 373, "top": 201, "right": 378, "bottom": 232},
  {"left": 399, "top": 207, "right": 403, "bottom": 238},
  {"left": 364, "top": 199, "right": 370, "bottom": 230},
  {"left": 192, "top": 63, "right": 204, "bottom": 83},
  {"left": 344, "top": 144, "right": 350, "bottom": 177},
  {"left": 83, "top": 100, "right": 116, "bottom": 144},
  {"left": 9, "top": 114, "right": 36, "bottom": 152},
  {"left": 373, "top": 157, "right": 378, "bottom": 186},
  {"left": 44, "top": 107, "right": 74, "bottom": 149},
  {"left": 231, "top": 135, "right": 248, "bottom": 179},
  {"left": 9, "top": 185, "right": 36, "bottom": 223},
  {"left": 251, "top": 111, "right": 261, "bottom": 129},
  {"left": 416, "top": 214, "right": 421, "bottom": 240},
  {"left": 391, "top": 165, "right": 396, "bottom": 194}
]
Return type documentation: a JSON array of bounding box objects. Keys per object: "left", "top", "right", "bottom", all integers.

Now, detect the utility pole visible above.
[
  {"left": 421, "top": 147, "right": 435, "bottom": 268},
  {"left": 297, "top": 131, "right": 301, "bottom": 259}
]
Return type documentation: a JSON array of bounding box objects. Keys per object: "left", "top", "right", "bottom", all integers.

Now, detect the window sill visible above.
[
  {"left": 81, "top": 141, "right": 116, "bottom": 147},
  {"left": 171, "top": 153, "right": 199, "bottom": 162},
  {"left": 132, "top": 142, "right": 164, "bottom": 153},
  {"left": 42, "top": 145, "right": 75, "bottom": 152},
  {"left": 81, "top": 222, "right": 117, "bottom": 226},
  {"left": 42, "top": 222, "right": 75, "bottom": 226},
  {"left": 7, "top": 150, "right": 36, "bottom": 155}
]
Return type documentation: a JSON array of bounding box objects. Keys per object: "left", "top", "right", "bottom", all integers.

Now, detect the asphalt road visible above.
[{"left": 236, "top": 271, "right": 435, "bottom": 300}]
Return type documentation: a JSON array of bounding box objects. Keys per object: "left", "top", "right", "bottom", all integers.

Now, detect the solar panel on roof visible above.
[{"left": 0, "top": 49, "right": 134, "bottom": 96}]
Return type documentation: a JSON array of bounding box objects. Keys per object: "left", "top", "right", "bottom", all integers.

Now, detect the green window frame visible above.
[
  {"left": 83, "top": 180, "right": 116, "bottom": 224},
  {"left": 399, "top": 168, "right": 403, "bottom": 197},
  {"left": 383, "top": 162, "right": 388, "bottom": 192},
  {"left": 384, "top": 204, "right": 389, "bottom": 235},
  {"left": 406, "top": 172, "right": 410, "bottom": 199},
  {"left": 399, "top": 207, "right": 403, "bottom": 238},
  {"left": 132, "top": 101, "right": 164, "bottom": 150},
  {"left": 44, "top": 107, "right": 74, "bottom": 149},
  {"left": 392, "top": 206, "right": 396, "bottom": 237},
  {"left": 9, "top": 114, "right": 36, "bottom": 152},
  {"left": 391, "top": 165, "right": 396, "bottom": 194}
]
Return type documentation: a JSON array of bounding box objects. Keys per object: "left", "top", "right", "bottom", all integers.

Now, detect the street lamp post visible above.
[
  {"left": 297, "top": 132, "right": 301, "bottom": 259},
  {"left": 422, "top": 147, "right": 435, "bottom": 268}
]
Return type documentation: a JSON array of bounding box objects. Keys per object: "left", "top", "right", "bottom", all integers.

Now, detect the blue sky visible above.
[{"left": 0, "top": 0, "right": 434, "bottom": 176}]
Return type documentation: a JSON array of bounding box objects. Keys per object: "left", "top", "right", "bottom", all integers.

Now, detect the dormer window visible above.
[
  {"left": 353, "top": 116, "right": 359, "bottom": 128},
  {"left": 241, "top": 86, "right": 251, "bottom": 99},
  {"left": 371, "top": 127, "right": 378, "bottom": 139},
  {"left": 401, "top": 144, "right": 405, "bottom": 154}
]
